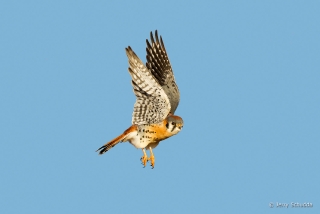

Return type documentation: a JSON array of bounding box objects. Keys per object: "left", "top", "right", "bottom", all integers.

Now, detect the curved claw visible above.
[
  {"left": 140, "top": 154, "right": 148, "bottom": 167},
  {"left": 148, "top": 155, "right": 155, "bottom": 169}
]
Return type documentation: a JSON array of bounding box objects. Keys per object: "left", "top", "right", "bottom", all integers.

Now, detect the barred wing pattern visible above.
[
  {"left": 126, "top": 47, "right": 171, "bottom": 125},
  {"left": 146, "top": 31, "right": 180, "bottom": 114}
]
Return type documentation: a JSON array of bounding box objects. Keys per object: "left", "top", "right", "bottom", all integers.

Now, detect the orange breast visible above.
[
  {"left": 144, "top": 119, "right": 173, "bottom": 141},
  {"left": 135, "top": 119, "right": 171, "bottom": 144}
]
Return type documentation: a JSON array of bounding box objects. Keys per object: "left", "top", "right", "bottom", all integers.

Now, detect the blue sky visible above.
[{"left": 1, "top": 1, "right": 319, "bottom": 213}]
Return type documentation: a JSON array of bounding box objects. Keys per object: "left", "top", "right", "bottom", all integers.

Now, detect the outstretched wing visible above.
[
  {"left": 125, "top": 47, "right": 171, "bottom": 125},
  {"left": 146, "top": 30, "right": 180, "bottom": 114}
]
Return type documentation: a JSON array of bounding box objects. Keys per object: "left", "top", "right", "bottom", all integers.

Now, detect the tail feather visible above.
[{"left": 96, "top": 133, "right": 126, "bottom": 155}]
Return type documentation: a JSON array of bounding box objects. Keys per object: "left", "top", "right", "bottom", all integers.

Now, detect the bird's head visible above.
[{"left": 165, "top": 115, "right": 184, "bottom": 135}]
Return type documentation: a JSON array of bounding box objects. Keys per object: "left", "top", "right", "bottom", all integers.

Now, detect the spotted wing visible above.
[
  {"left": 146, "top": 30, "right": 180, "bottom": 114},
  {"left": 126, "top": 47, "right": 171, "bottom": 125}
]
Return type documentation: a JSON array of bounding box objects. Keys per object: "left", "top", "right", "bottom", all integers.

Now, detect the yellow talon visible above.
[
  {"left": 148, "top": 155, "right": 155, "bottom": 169},
  {"left": 141, "top": 149, "right": 148, "bottom": 167},
  {"left": 148, "top": 147, "right": 155, "bottom": 169}
]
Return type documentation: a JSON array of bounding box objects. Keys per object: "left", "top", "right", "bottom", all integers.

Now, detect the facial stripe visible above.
[{"left": 171, "top": 124, "right": 176, "bottom": 132}]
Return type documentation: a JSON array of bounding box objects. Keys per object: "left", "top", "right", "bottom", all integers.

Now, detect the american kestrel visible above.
[{"left": 96, "top": 30, "right": 183, "bottom": 168}]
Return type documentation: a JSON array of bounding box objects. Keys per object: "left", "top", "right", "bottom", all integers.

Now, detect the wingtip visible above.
[
  {"left": 150, "top": 31, "right": 155, "bottom": 44},
  {"left": 125, "top": 46, "right": 131, "bottom": 52},
  {"left": 125, "top": 46, "right": 136, "bottom": 57},
  {"left": 149, "top": 30, "right": 162, "bottom": 45},
  {"left": 155, "top": 30, "right": 159, "bottom": 40}
]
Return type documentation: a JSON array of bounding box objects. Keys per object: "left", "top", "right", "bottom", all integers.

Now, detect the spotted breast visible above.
[{"left": 130, "top": 115, "right": 183, "bottom": 150}]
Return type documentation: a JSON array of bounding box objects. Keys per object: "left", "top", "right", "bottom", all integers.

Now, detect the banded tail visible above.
[
  {"left": 96, "top": 125, "right": 137, "bottom": 155},
  {"left": 96, "top": 133, "right": 126, "bottom": 155}
]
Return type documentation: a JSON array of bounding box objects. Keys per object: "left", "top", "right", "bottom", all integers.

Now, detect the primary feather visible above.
[
  {"left": 146, "top": 30, "right": 180, "bottom": 114},
  {"left": 125, "top": 46, "right": 171, "bottom": 125}
]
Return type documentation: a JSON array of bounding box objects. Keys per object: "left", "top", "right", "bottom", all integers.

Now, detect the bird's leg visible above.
[
  {"left": 140, "top": 148, "right": 148, "bottom": 167},
  {"left": 148, "top": 147, "right": 155, "bottom": 169}
]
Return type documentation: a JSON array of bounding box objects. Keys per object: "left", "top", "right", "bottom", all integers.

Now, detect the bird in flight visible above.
[{"left": 96, "top": 30, "right": 183, "bottom": 168}]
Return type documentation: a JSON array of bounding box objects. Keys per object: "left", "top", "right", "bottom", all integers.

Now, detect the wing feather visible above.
[
  {"left": 146, "top": 30, "right": 180, "bottom": 113},
  {"left": 125, "top": 47, "right": 171, "bottom": 125}
]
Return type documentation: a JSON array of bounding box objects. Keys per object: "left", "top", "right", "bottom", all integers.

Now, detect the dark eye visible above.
[{"left": 172, "top": 122, "right": 176, "bottom": 126}]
